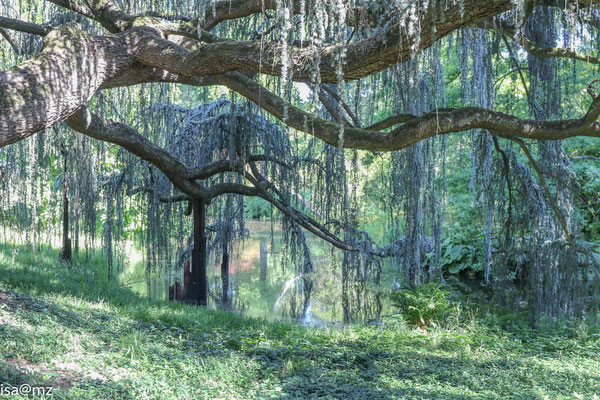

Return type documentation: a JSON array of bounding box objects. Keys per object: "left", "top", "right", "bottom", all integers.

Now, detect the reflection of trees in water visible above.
[
  {"left": 200, "top": 225, "right": 388, "bottom": 324},
  {"left": 123, "top": 223, "right": 389, "bottom": 324},
  {"left": 259, "top": 240, "right": 268, "bottom": 282}
]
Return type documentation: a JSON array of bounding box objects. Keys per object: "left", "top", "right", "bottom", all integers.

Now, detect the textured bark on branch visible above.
[
  {"left": 0, "top": 27, "right": 133, "bottom": 147},
  {"left": 129, "top": 0, "right": 516, "bottom": 82},
  {"left": 1, "top": 0, "right": 600, "bottom": 151},
  {"left": 218, "top": 72, "right": 600, "bottom": 151}
]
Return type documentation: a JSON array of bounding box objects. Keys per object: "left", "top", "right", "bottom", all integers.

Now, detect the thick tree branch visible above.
[
  {"left": 188, "top": 155, "right": 291, "bottom": 180},
  {"left": 188, "top": 160, "right": 246, "bottom": 180},
  {"left": 2, "top": 1, "right": 600, "bottom": 149},
  {"left": 318, "top": 88, "right": 352, "bottom": 126},
  {"left": 321, "top": 84, "right": 360, "bottom": 127},
  {"left": 365, "top": 113, "right": 417, "bottom": 131},
  {"left": 0, "top": 16, "right": 51, "bottom": 36},
  {"left": 218, "top": 72, "right": 600, "bottom": 152},
  {"left": 130, "top": 0, "right": 509, "bottom": 85},
  {"left": 65, "top": 107, "right": 204, "bottom": 198},
  {"left": 0, "top": 27, "right": 133, "bottom": 147},
  {"left": 128, "top": 1, "right": 600, "bottom": 84},
  {"left": 205, "top": 183, "right": 261, "bottom": 199},
  {"left": 47, "top": 0, "right": 96, "bottom": 20},
  {"left": 128, "top": 186, "right": 191, "bottom": 203},
  {"left": 0, "top": 28, "right": 20, "bottom": 54},
  {"left": 49, "top": 0, "right": 220, "bottom": 42}
]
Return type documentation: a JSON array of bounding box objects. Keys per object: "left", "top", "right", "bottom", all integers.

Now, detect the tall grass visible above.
[{"left": 0, "top": 243, "right": 599, "bottom": 399}]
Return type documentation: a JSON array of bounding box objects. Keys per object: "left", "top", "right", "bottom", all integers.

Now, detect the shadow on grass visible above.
[
  {"left": 0, "top": 242, "right": 149, "bottom": 308},
  {"left": 1, "top": 243, "right": 599, "bottom": 399},
  {"left": 248, "top": 335, "right": 600, "bottom": 399},
  {"left": 1, "top": 354, "right": 138, "bottom": 400}
]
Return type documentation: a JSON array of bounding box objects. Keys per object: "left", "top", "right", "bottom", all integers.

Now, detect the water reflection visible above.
[{"left": 120, "top": 221, "right": 399, "bottom": 325}]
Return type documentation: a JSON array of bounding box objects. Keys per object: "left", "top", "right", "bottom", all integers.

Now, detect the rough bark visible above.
[
  {"left": 128, "top": 0, "right": 514, "bottom": 83},
  {"left": 2, "top": 0, "right": 600, "bottom": 150},
  {"left": 188, "top": 198, "right": 208, "bottom": 306},
  {"left": 0, "top": 27, "right": 132, "bottom": 147}
]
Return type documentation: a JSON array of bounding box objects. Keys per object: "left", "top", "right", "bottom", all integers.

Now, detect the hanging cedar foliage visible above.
[{"left": 0, "top": 0, "right": 599, "bottom": 325}]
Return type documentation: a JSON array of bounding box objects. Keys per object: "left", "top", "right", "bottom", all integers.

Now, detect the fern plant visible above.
[{"left": 390, "top": 283, "right": 455, "bottom": 328}]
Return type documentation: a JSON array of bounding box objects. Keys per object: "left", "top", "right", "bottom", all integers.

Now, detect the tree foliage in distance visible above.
[{"left": 0, "top": 0, "right": 599, "bottom": 323}]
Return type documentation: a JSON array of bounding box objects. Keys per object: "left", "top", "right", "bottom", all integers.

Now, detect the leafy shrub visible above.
[
  {"left": 427, "top": 230, "right": 485, "bottom": 276},
  {"left": 390, "top": 283, "right": 457, "bottom": 328},
  {"left": 440, "top": 237, "right": 480, "bottom": 274}
]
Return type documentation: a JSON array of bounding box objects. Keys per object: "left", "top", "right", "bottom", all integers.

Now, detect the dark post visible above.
[
  {"left": 59, "top": 153, "right": 71, "bottom": 262},
  {"left": 221, "top": 242, "right": 230, "bottom": 306},
  {"left": 191, "top": 198, "right": 208, "bottom": 306}
]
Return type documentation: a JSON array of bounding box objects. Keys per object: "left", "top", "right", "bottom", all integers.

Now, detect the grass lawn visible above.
[{"left": 0, "top": 243, "right": 599, "bottom": 399}]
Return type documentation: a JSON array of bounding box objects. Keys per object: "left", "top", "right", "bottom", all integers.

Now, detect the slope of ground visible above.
[{"left": 0, "top": 244, "right": 599, "bottom": 399}]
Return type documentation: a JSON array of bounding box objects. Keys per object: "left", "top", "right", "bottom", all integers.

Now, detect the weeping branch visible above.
[
  {"left": 65, "top": 107, "right": 203, "bottom": 198},
  {"left": 499, "top": 28, "right": 596, "bottom": 247},
  {"left": 496, "top": 133, "right": 577, "bottom": 247},
  {"left": 492, "top": 135, "right": 514, "bottom": 245},
  {"left": 63, "top": 104, "right": 386, "bottom": 255},
  {"left": 1, "top": 0, "right": 600, "bottom": 149},
  {"left": 516, "top": 138, "right": 577, "bottom": 247},
  {"left": 481, "top": 16, "right": 600, "bottom": 66}
]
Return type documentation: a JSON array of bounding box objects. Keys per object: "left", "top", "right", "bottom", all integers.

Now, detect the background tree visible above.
[{"left": 0, "top": 0, "right": 599, "bottom": 323}]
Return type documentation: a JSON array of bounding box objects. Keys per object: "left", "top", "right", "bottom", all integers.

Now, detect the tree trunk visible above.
[
  {"left": 59, "top": 154, "right": 71, "bottom": 262},
  {"left": 188, "top": 198, "right": 208, "bottom": 306},
  {"left": 221, "top": 243, "right": 229, "bottom": 306}
]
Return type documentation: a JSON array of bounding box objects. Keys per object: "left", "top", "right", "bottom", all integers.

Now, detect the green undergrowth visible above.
[{"left": 0, "top": 243, "right": 599, "bottom": 399}]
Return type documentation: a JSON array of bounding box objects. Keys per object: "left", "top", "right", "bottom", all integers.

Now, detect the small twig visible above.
[
  {"left": 571, "top": 155, "right": 600, "bottom": 161},
  {"left": 586, "top": 78, "right": 600, "bottom": 99}
]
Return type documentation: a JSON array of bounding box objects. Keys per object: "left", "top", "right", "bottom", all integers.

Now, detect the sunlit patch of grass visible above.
[{"left": 0, "top": 243, "right": 599, "bottom": 399}]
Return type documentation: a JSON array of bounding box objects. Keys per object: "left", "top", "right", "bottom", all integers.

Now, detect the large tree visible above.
[
  {"left": 1, "top": 0, "right": 600, "bottom": 319},
  {"left": 2, "top": 0, "right": 600, "bottom": 153}
]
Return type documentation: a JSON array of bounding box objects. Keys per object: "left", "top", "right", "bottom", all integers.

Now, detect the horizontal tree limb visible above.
[
  {"left": 0, "top": 16, "right": 51, "bottom": 35},
  {"left": 218, "top": 72, "right": 600, "bottom": 151},
  {"left": 2, "top": 1, "right": 600, "bottom": 150}
]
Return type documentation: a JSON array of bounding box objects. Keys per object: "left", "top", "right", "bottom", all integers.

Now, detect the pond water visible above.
[{"left": 119, "top": 221, "right": 403, "bottom": 326}]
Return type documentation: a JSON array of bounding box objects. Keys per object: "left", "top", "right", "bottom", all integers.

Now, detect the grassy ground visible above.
[{"left": 0, "top": 244, "right": 599, "bottom": 399}]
